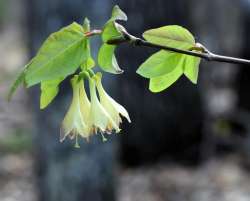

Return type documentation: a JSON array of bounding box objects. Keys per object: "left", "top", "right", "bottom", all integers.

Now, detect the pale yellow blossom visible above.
[
  {"left": 60, "top": 76, "right": 89, "bottom": 144},
  {"left": 95, "top": 73, "right": 131, "bottom": 128},
  {"left": 87, "top": 78, "right": 120, "bottom": 140}
]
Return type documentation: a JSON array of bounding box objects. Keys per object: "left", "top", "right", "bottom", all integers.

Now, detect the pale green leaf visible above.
[
  {"left": 102, "top": 22, "right": 122, "bottom": 43},
  {"left": 102, "top": 5, "right": 127, "bottom": 42},
  {"left": 149, "top": 56, "right": 186, "bottom": 92},
  {"left": 109, "top": 5, "right": 127, "bottom": 22},
  {"left": 98, "top": 44, "right": 123, "bottom": 74},
  {"left": 7, "top": 60, "right": 33, "bottom": 101},
  {"left": 99, "top": 5, "right": 127, "bottom": 73},
  {"left": 183, "top": 55, "right": 201, "bottom": 84},
  {"left": 7, "top": 70, "right": 26, "bottom": 101},
  {"left": 25, "top": 22, "right": 86, "bottom": 87},
  {"left": 81, "top": 18, "right": 95, "bottom": 70},
  {"left": 137, "top": 51, "right": 184, "bottom": 78},
  {"left": 82, "top": 17, "right": 90, "bottom": 32},
  {"left": 143, "top": 25, "right": 195, "bottom": 50},
  {"left": 81, "top": 56, "right": 95, "bottom": 70},
  {"left": 40, "top": 77, "right": 63, "bottom": 109}
]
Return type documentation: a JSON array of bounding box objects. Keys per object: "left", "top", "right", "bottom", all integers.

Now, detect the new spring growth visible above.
[
  {"left": 9, "top": 5, "right": 250, "bottom": 148},
  {"left": 60, "top": 72, "right": 131, "bottom": 146}
]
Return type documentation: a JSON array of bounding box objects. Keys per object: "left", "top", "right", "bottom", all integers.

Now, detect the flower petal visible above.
[
  {"left": 60, "top": 76, "right": 88, "bottom": 142},
  {"left": 95, "top": 73, "right": 131, "bottom": 125},
  {"left": 88, "top": 78, "right": 119, "bottom": 133}
]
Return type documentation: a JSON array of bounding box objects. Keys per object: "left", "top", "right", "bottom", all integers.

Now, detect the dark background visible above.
[{"left": 1, "top": 0, "right": 250, "bottom": 201}]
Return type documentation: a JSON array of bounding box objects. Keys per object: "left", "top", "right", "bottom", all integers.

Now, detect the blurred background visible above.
[{"left": 1, "top": 0, "right": 250, "bottom": 201}]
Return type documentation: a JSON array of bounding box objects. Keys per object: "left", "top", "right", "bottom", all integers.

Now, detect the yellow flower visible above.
[
  {"left": 95, "top": 73, "right": 131, "bottom": 128},
  {"left": 88, "top": 77, "right": 120, "bottom": 140},
  {"left": 60, "top": 76, "right": 90, "bottom": 145}
]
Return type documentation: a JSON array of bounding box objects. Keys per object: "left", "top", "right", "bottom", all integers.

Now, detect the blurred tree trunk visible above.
[
  {"left": 117, "top": 0, "right": 245, "bottom": 165},
  {"left": 238, "top": 0, "right": 250, "bottom": 166},
  {"left": 117, "top": 0, "right": 204, "bottom": 166},
  {"left": 189, "top": 0, "right": 244, "bottom": 158},
  {"left": 26, "top": 1, "right": 117, "bottom": 201}
]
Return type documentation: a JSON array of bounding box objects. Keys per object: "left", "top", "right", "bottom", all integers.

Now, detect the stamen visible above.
[
  {"left": 74, "top": 134, "right": 80, "bottom": 148},
  {"left": 100, "top": 132, "right": 107, "bottom": 142}
]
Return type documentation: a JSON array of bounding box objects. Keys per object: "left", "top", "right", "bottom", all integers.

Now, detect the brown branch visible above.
[
  {"left": 107, "top": 30, "right": 250, "bottom": 66},
  {"left": 85, "top": 27, "right": 250, "bottom": 66}
]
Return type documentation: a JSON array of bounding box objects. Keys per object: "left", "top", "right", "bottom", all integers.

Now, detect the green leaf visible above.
[
  {"left": 102, "top": 22, "right": 123, "bottom": 43},
  {"left": 81, "top": 18, "right": 95, "bottom": 70},
  {"left": 7, "top": 69, "right": 26, "bottom": 101},
  {"left": 137, "top": 51, "right": 184, "bottom": 78},
  {"left": 183, "top": 55, "right": 201, "bottom": 84},
  {"left": 82, "top": 17, "right": 90, "bottom": 32},
  {"left": 81, "top": 55, "right": 95, "bottom": 70},
  {"left": 99, "top": 25, "right": 122, "bottom": 73},
  {"left": 102, "top": 5, "right": 127, "bottom": 42},
  {"left": 143, "top": 25, "right": 195, "bottom": 50},
  {"left": 40, "top": 78, "right": 63, "bottom": 109},
  {"left": 149, "top": 56, "right": 186, "bottom": 92},
  {"left": 109, "top": 5, "right": 127, "bottom": 22},
  {"left": 7, "top": 60, "right": 34, "bottom": 101},
  {"left": 98, "top": 44, "right": 123, "bottom": 74},
  {"left": 98, "top": 5, "right": 127, "bottom": 74},
  {"left": 25, "top": 22, "right": 86, "bottom": 87}
]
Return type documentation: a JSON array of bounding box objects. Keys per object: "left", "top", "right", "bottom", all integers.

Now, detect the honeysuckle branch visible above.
[
  {"left": 103, "top": 28, "right": 250, "bottom": 66},
  {"left": 86, "top": 28, "right": 250, "bottom": 65},
  {"left": 11, "top": 5, "right": 250, "bottom": 145}
]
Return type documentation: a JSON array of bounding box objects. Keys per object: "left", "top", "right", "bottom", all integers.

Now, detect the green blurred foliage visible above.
[{"left": 0, "top": 129, "right": 32, "bottom": 153}]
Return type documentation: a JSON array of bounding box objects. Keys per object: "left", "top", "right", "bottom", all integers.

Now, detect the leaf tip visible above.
[
  {"left": 84, "top": 17, "right": 90, "bottom": 24},
  {"left": 83, "top": 17, "right": 90, "bottom": 32},
  {"left": 149, "top": 85, "right": 161, "bottom": 93},
  {"left": 111, "top": 5, "right": 127, "bottom": 21},
  {"left": 40, "top": 98, "right": 48, "bottom": 110},
  {"left": 116, "top": 69, "right": 124, "bottom": 74},
  {"left": 190, "top": 79, "right": 198, "bottom": 84}
]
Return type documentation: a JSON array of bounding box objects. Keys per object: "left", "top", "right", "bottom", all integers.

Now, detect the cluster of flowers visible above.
[{"left": 60, "top": 72, "right": 131, "bottom": 147}]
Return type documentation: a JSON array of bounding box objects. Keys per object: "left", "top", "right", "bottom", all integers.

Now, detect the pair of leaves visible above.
[
  {"left": 137, "top": 25, "right": 201, "bottom": 92},
  {"left": 98, "top": 5, "right": 127, "bottom": 74},
  {"left": 9, "top": 19, "right": 95, "bottom": 109},
  {"left": 147, "top": 53, "right": 200, "bottom": 92}
]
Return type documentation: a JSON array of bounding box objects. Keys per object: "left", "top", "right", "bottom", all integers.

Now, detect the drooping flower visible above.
[
  {"left": 79, "top": 78, "right": 92, "bottom": 140},
  {"left": 95, "top": 73, "right": 131, "bottom": 127},
  {"left": 87, "top": 77, "right": 120, "bottom": 140},
  {"left": 60, "top": 75, "right": 90, "bottom": 145},
  {"left": 60, "top": 72, "right": 131, "bottom": 145}
]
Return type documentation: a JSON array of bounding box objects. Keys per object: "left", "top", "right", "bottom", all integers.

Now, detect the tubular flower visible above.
[
  {"left": 79, "top": 78, "right": 92, "bottom": 140},
  {"left": 95, "top": 73, "right": 131, "bottom": 128},
  {"left": 88, "top": 77, "right": 120, "bottom": 139},
  {"left": 60, "top": 76, "right": 90, "bottom": 144}
]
